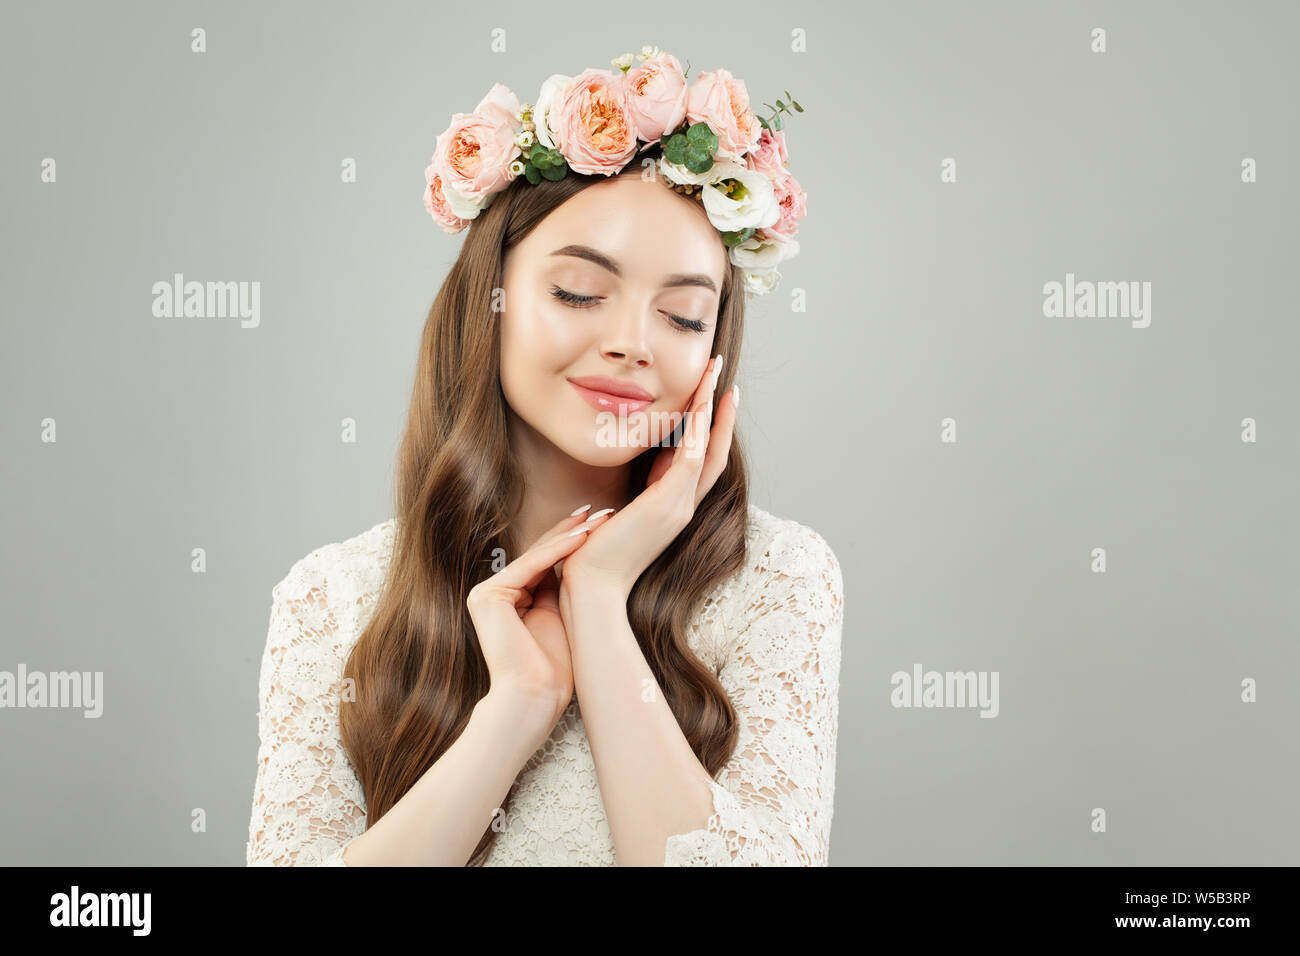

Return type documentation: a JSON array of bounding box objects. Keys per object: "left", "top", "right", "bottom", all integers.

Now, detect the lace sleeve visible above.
[
  {"left": 246, "top": 557, "right": 368, "bottom": 866},
  {"left": 664, "top": 521, "right": 844, "bottom": 866}
]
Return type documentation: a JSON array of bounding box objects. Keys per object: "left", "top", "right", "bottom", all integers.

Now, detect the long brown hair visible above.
[{"left": 338, "top": 141, "right": 749, "bottom": 865}]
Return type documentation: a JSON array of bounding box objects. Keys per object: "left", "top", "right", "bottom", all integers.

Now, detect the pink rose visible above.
[
  {"left": 623, "top": 52, "right": 688, "bottom": 142},
  {"left": 432, "top": 83, "right": 523, "bottom": 205},
  {"left": 423, "top": 163, "right": 469, "bottom": 234},
  {"left": 765, "top": 171, "right": 807, "bottom": 241},
  {"left": 685, "top": 68, "right": 761, "bottom": 161},
  {"left": 551, "top": 69, "right": 639, "bottom": 176},
  {"left": 746, "top": 127, "right": 789, "bottom": 180}
]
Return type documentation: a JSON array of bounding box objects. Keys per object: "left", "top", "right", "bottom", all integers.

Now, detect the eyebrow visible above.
[{"left": 549, "top": 244, "right": 718, "bottom": 293}]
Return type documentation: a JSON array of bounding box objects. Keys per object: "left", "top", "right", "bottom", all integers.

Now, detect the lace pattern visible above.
[{"left": 245, "top": 504, "right": 844, "bottom": 866}]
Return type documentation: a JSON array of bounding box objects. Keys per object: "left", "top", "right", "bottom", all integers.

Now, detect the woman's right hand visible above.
[{"left": 465, "top": 506, "right": 614, "bottom": 730}]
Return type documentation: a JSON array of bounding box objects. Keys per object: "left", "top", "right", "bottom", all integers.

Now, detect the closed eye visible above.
[{"left": 549, "top": 285, "right": 707, "bottom": 333}]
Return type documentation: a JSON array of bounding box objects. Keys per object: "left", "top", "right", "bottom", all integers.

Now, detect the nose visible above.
[{"left": 599, "top": 304, "right": 653, "bottom": 368}]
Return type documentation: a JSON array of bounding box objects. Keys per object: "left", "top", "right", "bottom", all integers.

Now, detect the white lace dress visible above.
[{"left": 245, "top": 503, "right": 844, "bottom": 866}]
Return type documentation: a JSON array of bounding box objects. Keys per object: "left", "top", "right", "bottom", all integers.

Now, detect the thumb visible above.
[{"left": 531, "top": 568, "right": 560, "bottom": 611}]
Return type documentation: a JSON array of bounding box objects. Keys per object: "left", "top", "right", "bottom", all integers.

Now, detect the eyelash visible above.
[{"left": 549, "top": 285, "right": 707, "bottom": 333}]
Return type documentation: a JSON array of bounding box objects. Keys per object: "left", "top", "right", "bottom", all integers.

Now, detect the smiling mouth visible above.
[{"left": 567, "top": 380, "right": 654, "bottom": 414}]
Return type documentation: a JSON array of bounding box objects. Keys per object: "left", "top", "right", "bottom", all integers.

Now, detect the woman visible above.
[{"left": 246, "top": 48, "right": 843, "bottom": 866}]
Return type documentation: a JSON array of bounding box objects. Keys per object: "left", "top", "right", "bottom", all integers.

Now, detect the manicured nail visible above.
[
  {"left": 588, "top": 507, "right": 615, "bottom": 520},
  {"left": 732, "top": 384, "right": 740, "bottom": 409},
  {"left": 713, "top": 354, "right": 724, "bottom": 386},
  {"left": 570, "top": 503, "right": 592, "bottom": 516},
  {"left": 567, "top": 527, "right": 589, "bottom": 537}
]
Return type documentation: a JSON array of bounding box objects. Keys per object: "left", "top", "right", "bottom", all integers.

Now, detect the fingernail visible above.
[
  {"left": 567, "top": 527, "right": 589, "bottom": 537},
  {"left": 713, "top": 354, "right": 724, "bottom": 386},
  {"left": 588, "top": 507, "right": 615, "bottom": 520},
  {"left": 732, "top": 384, "right": 740, "bottom": 409},
  {"left": 570, "top": 503, "right": 592, "bottom": 516}
]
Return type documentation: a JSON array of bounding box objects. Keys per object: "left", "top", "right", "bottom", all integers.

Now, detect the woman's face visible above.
[{"left": 500, "top": 173, "right": 728, "bottom": 467}]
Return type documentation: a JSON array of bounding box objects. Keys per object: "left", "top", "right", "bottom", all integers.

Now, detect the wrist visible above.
[
  {"left": 478, "top": 686, "right": 566, "bottom": 733},
  {"left": 560, "top": 568, "right": 632, "bottom": 610}
]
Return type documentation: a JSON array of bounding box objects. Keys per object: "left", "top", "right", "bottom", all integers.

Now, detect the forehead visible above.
[{"left": 521, "top": 176, "right": 727, "bottom": 287}]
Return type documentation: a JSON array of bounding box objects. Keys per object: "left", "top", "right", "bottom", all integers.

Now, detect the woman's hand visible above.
[
  {"left": 559, "top": 354, "right": 738, "bottom": 601},
  {"left": 465, "top": 506, "right": 616, "bottom": 726}
]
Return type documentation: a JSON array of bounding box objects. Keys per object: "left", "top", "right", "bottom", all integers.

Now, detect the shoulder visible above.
[
  {"left": 266, "top": 518, "right": 397, "bottom": 664},
  {"left": 272, "top": 518, "right": 397, "bottom": 604},
  {"left": 742, "top": 503, "right": 844, "bottom": 606},
  {"left": 701, "top": 504, "right": 843, "bottom": 675}
]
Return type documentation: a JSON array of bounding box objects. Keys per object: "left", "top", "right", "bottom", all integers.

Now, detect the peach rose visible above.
[
  {"left": 432, "top": 83, "right": 523, "bottom": 207},
  {"left": 423, "top": 162, "right": 470, "bottom": 234},
  {"left": 765, "top": 170, "right": 807, "bottom": 241},
  {"left": 551, "top": 69, "right": 639, "bottom": 176},
  {"left": 746, "top": 127, "right": 790, "bottom": 181},
  {"left": 622, "top": 52, "right": 688, "bottom": 142},
  {"left": 685, "top": 68, "right": 761, "bottom": 161}
]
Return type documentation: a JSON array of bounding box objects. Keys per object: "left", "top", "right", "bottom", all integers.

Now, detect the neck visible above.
[{"left": 506, "top": 406, "right": 636, "bottom": 550}]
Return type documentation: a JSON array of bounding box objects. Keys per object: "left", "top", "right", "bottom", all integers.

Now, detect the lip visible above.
[{"left": 567, "top": 377, "right": 654, "bottom": 414}]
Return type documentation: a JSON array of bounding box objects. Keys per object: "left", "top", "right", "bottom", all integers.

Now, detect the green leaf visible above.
[
  {"left": 685, "top": 146, "right": 713, "bottom": 174},
  {"left": 686, "top": 122, "right": 717, "bottom": 152},
  {"left": 541, "top": 161, "right": 567, "bottom": 181},
  {"left": 664, "top": 133, "right": 688, "bottom": 164},
  {"left": 772, "top": 114, "right": 784, "bottom": 131},
  {"left": 524, "top": 164, "right": 541, "bottom": 185},
  {"left": 721, "top": 226, "right": 755, "bottom": 248}
]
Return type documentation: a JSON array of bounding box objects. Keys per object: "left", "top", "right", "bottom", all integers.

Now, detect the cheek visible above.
[
  {"left": 657, "top": 338, "right": 714, "bottom": 409},
  {"left": 499, "top": 288, "right": 585, "bottom": 396}
]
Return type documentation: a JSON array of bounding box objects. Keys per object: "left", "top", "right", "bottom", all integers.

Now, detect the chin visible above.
[{"left": 558, "top": 427, "right": 652, "bottom": 468}]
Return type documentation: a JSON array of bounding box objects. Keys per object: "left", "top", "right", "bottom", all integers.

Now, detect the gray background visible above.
[{"left": 2, "top": 0, "right": 1296, "bottom": 865}]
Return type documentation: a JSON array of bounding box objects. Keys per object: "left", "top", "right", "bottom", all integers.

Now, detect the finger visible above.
[
  {"left": 686, "top": 354, "right": 723, "bottom": 414},
  {"left": 669, "top": 386, "right": 716, "bottom": 480},
  {"left": 522, "top": 507, "right": 617, "bottom": 590},
  {"left": 695, "top": 383, "right": 737, "bottom": 507},
  {"left": 525, "top": 503, "right": 595, "bottom": 551},
  {"left": 485, "top": 527, "right": 592, "bottom": 595}
]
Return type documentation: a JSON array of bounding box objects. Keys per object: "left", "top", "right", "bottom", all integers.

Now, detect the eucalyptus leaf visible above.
[
  {"left": 664, "top": 133, "right": 688, "bottom": 164},
  {"left": 685, "top": 149, "right": 713, "bottom": 174},
  {"left": 722, "top": 226, "right": 755, "bottom": 248},
  {"left": 686, "top": 122, "right": 717, "bottom": 152}
]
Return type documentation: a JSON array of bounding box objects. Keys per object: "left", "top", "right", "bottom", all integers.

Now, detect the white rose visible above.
[
  {"left": 532, "top": 73, "right": 572, "bottom": 150},
  {"left": 741, "top": 267, "right": 782, "bottom": 296},
  {"left": 442, "top": 181, "right": 485, "bottom": 221},
  {"left": 699, "top": 163, "right": 780, "bottom": 233},
  {"left": 657, "top": 154, "right": 714, "bottom": 187},
  {"left": 730, "top": 235, "right": 799, "bottom": 272}
]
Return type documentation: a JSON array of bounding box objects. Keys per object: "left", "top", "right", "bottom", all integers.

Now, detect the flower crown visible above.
[{"left": 422, "top": 45, "right": 806, "bottom": 298}]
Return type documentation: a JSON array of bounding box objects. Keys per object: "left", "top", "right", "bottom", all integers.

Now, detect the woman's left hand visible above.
[{"left": 560, "top": 354, "right": 738, "bottom": 601}]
